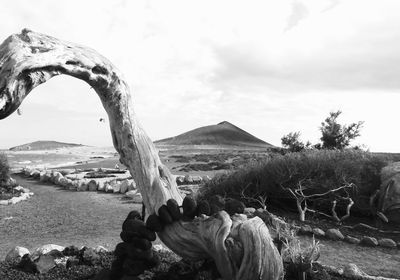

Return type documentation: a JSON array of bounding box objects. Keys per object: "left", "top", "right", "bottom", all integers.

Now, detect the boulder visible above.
[
  {"left": 97, "top": 181, "right": 106, "bottom": 192},
  {"left": 176, "top": 176, "right": 185, "bottom": 185},
  {"left": 128, "top": 179, "right": 136, "bottom": 191},
  {"left": 82, "top": 247, "right": 100, "bottom": 265},
  {"left": 31, "top": 170, "right": 41, "bottom": 179},
  {"left": 378, "top": 238, "right": 396, "bottom": 248},
  {"left": 191, "top": 175, "right": 203, "bottom": 184},
  {"left": 88, "top": 180, "right": 98, "bottom": 191},
  {"left": 112, "top": 181, "right": 121, "bottom": 193},
  {"left": 378, "top": 162, "right": 400, "bottom": 223},
  {"left": 35, "top": 254, "right": 56, "bottom": 274},
  {"left": 104, "top": 183, "right": 114, "bottom": 193},
  {"left": 312, "top": 228, "right": 325, "bottom": 237},
  {"left": 94, "top": 245, "right": 108, "bottom": 253},
  {"left": 39, "top": 171, "right": 52, "bottom": 183},
  {"left": 32, "top": 244, "right": 65, "bottom": 260},
  {"left": 360, "top": 236, "right": 378, "bottom": 247},
  {"left": 0, "top": 200, "right": 8, "bottom": 205},
  {"left": 345, "top": 236, "right": 360, "bottom": 244},
  {"left": 125, "top": 190, "right": 143, "bottom": 203},
  {"left": 299, "top": 225, "right": 313, "bottom": 235},
  {"left": 119, "top": 179, "right": 130, "bottom": 194},
  {"left": 184, "top": 175, "right": 194, "bottom": 184},
  {"left": 76, "top": 180, "right": 89, "bottom": 191},
  {"left": 325, "top": 229, "right": 344, "bottom": 240},
  {"left": 52, "top": 172, "right": 63, "bottom": 184},
  {"left": 5, "top": 246, "right": 30, "bottom": 262}
]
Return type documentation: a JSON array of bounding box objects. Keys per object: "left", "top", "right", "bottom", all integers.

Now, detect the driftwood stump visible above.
[{"left": 0, "top": 29, "right": 283, "bottom": 280}]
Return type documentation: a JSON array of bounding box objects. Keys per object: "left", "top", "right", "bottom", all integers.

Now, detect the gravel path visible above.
[{"left": 0, "top": 175, "right": 140, "bottom": 259}]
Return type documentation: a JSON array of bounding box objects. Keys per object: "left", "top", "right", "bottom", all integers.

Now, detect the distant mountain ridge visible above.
[
  {"left": 155, "top": 121, "right": 273, "bottom": 148},
  {"left": 9, "top": 141, "right": 83, "bottom": 151}
]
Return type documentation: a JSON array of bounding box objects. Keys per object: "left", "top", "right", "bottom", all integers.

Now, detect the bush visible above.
[
  {"left": 199, "top": 149, "right": 388, "bottom": 217},
  {"left": 0, "top": 153, "right": 10, "bottom": 185}
]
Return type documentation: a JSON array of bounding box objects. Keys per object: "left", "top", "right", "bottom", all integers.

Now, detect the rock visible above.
[
  {"left": 66, "top": 256, "right": 80, "bottom": 268},
  {"left": 119, "top": 179, "right": 130, "bottom": 193},
  {"left": 125, "top": 190, "right": 143, "bottom": 203},
  {"left": 94, "top": 245, "right": 109, "bottom": 253},
  {"left": 0, "top": 200, "right": 8, "bottom": 205},
  {"left": 52, "top": 172, "right": 63, "bottom": 184},
  {"left": 191, "top": 175, "right": 203, "bottom": 184},
  {"left": 360, "top": 236, "right": 378, "bottom": 247},
  {"left": 244, "top": 207, "right": 256, "bottom": 216},
  {"left": 97, "top": 181, "right": 106, "bottom": 192},
  {"left": 176, "top": 176, "right": 185, "bottom": 185},
  {"left": 5, "top": 246, "right": 30, "bottom": 262},
  {"left": 378, "top": 162, "right": 400, "bottom": 224},
  {"left": 63, "top": 245, "right": 80, "bottom": 256},
  {"left": 31, "top": 170, "right": 41, "bottom": 179},
  {"left": 105, "top": 183, "right": 114, "bottom": 193},
  {"left": 88, "top": 180, "right": 98, "bottom": 191},
  {"left": 325, "top": 229, "right": 344, "bottom": 240},
  {"left": 82, "top": 247, "right": 100, "bottom": 265},
  {"left": 343, "top": 263, "right": 368, "bottom": 278},
  {"left": 378, "top": 238, "right": 397, "bottom": 248},
  {"left": 58, "top": 177, "right": 70, "bottom": 188},
  {"left": 39, "top": 171, "right": 52, "bottom": 183},
  {"left": 184, "top": 175, "right": 194, "bottom": 184},
  {"left": 128, "top": 180, "right": 136, "bottom": 191},
  {"left": 35, "top": 254, "right": 56, "bottom": 274},
  {"left": 32, "top": 244, "right": 65, "bottom": 260},
  {"left": 9, "top": 196, "right": 25, "bottom": 204},
  {"left": 312, "top": 228, "right": 325, "bottom": 237},
  {"left": 110, "top": 180, "right": 121, "bottom": 193},
  {"left": 345, "top": 236, "right": 360, "bottom": 244},
  {"left": 77, "top": 180, "right": 89, "bottom": 191},
  {"left": 299, "top": 225, "right": 313, "bottom": 235},
  {"left": 18, "top": 254, "right": 37, "bottom": 273}
]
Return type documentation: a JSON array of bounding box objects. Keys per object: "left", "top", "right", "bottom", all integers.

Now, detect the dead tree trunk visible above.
[{"left": 0, "top": 29, "right": 283, "bottom": 280}]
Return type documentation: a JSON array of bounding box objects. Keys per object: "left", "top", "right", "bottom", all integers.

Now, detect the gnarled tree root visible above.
[{"left": 0, "top": 29, "right": 283, "bottom": 280}]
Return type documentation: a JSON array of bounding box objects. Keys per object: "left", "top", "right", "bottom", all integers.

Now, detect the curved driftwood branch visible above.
[{"left": 0, "top": 30, "right": 283, "bottom": 280}]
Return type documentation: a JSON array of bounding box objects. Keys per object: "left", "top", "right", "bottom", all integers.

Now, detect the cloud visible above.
[{"left": 285, "top": 1, "right": 309, "bottom": 31}]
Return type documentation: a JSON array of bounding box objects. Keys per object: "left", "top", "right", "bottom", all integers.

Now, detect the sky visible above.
[{"left": 1, "top": 0, "right": 400, "bottom": 152}]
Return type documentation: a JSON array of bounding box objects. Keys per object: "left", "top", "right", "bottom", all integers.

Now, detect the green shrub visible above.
[
  {"left": 0, "top": 153, "right": 10, "bottom": 185},
  {"left": 199, "top": 149, "right": 388, "bottom": 217}
]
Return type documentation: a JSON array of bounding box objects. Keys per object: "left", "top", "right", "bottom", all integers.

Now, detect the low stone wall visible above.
[
  {"left": 20, "top": 167, "right": 143, "bottom": 202},
  {"left": 294, "top": 223, "right": 400, "bottom": 250}
]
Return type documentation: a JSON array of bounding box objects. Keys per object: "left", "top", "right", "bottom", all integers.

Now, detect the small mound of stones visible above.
[
  {"left": 4, "top": 243, "right": 109, "bottom": 275},
  {"left": 0, "top": 185, "right": 34, "bottom": 206}
]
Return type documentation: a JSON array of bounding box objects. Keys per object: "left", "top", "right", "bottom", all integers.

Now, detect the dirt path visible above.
[
  {"left": 0, "top": 175, "right": 140, "bottom": 259},
  {"left": 300, "top": 236, "right": 400, "bottom": 278}
]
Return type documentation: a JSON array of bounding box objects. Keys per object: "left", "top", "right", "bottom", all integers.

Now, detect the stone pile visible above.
[
  {"left": 0, "top": 185, "right": 34, "bottom": 206},
  {"left": 4, "top": 243, "right": 109, "bottom": 274},
  {"left": 109, "top": 210, "right": 159, "bottom": 279},
  {"left": 175, "top": 175, "right": 211, "bottom": 186}
]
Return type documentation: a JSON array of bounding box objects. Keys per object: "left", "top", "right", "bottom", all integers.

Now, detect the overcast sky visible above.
[{"left": 1, "top": 0, "right": 400, "bottom": 152}]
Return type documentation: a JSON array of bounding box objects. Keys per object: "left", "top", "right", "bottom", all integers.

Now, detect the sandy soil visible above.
[{"left": 0, "top": 175, "right": 140, "bottom": 259}]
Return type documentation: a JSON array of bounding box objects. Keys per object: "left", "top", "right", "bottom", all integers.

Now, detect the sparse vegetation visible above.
[{"left": 199, "top": 149, "right": 388, "bottom": 219}]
